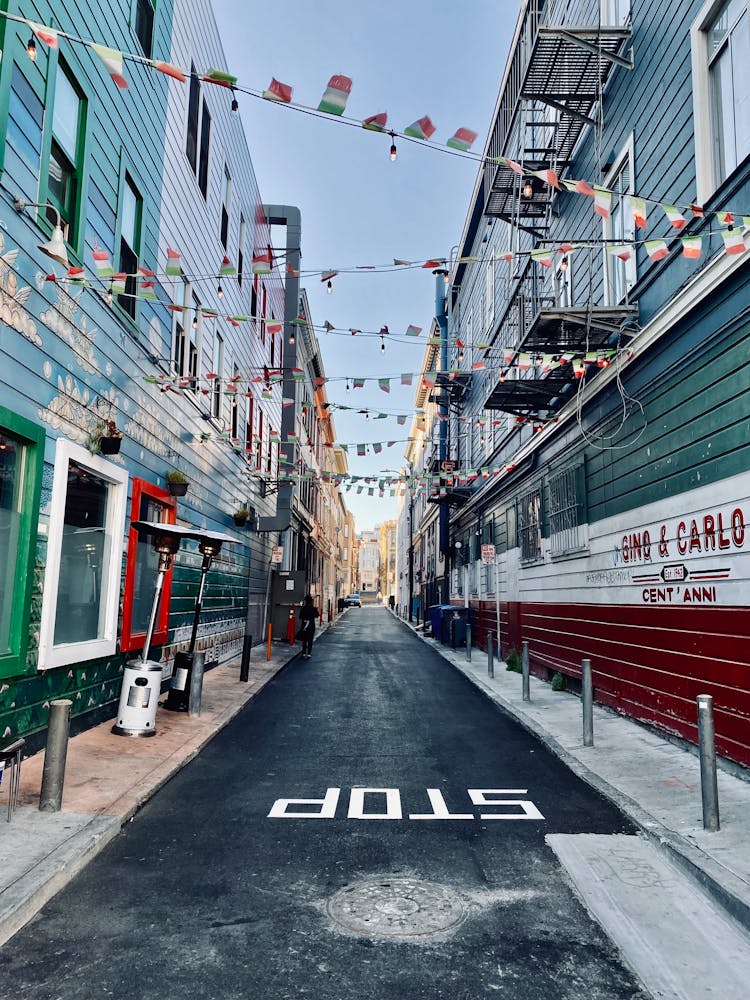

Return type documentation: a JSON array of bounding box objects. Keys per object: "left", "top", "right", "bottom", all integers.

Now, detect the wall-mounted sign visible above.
[
  {"left": 481, "top": 544, "right": 496, "bottom": 565},
  {"left": 271, "top": 545, "right": 284, "bottom": 564}
]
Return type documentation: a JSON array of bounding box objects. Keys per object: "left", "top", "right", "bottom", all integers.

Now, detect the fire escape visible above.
[
  {"left": 426, "top": 372, "right": 473, "bottom": 507},
  {"left": 482, "top": 0, "right": 637, "bottom": 422}
]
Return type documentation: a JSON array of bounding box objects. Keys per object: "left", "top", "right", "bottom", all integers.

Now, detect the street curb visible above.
[{"left": 398, "top": 615, "right": 750, "bottom": 934}]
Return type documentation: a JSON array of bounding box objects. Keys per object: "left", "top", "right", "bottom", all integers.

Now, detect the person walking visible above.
[{"left": 298, "top": 594, "right": 317, "bottom": 659}]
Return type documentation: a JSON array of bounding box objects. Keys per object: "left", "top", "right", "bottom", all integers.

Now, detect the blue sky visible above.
[{"left": 213, "top": 0, "right": 518, "bottom": 531}]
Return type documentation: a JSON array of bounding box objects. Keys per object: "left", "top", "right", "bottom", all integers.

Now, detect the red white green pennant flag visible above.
[
  {"left": 266, "top": 321, "right": 282, "bottom": 335},
  {"left": 112, "top": 272, "right": 127, "bottom": 294},
  {"left": 203, "top": 69, "right": 237, "bottom": 88},
  {"left": 378, "top": 378, "right": 390, "bottom": 393},
  {"left": 153, "top": 62, "right": 187, "bottom": 82},
  {"left": 321, "top": 269, "right": 337, "bottom": 283},
  {"left": 401, "top": 373, "right": 413, "bottom": 385},
  {"left": 393, "top": 258, "right": 410, "bottom": 266},
  {"left": 353, "top": 378, "right": 365, "bottom": 388},
  {"left": 404, "top": 116, "right": 436, "bottom": 140},
  {"left": 495, "top": 156, "right": 524, "bottom": 175},
  {"left": 92, "top": 44, "right": 128, "bottom": 89},
  {"left": 563, "top": 178, "right": 595, "bottom": 197},
  {"left": 607, "top": 245, "right": 632, "bottom": 261},
  {"left": 630, "top": 197, "right": 648, "bottom": 229},
  {"left": 681, "top": 236, "right": 702, "bottom": 259},
  {"left": 531, "top": 247, "right": 553, "bottom": 267},
  {"left": 471, "top": 360, "right": 486, "bottom": 370},
  {"left": 722, "top": 230, "right": 747, "bottom": 255},
  {"left": 645, "top": 239, "right": 669, "bottom": 261},
  {"left": 140, "top": 281, "right": 158, "bottom": 300},
  {"left": 405, "top": 324, "right": 422, "bottom": 336},
  {"left": 662, "top": 205, "right": 686, "bottom": 230},
  {"left": 318, "top": 75, "right": 352, "bottom": 115},
  {"left": 92, "top": 249, "right": 113, "bottom": 278},
  {"left": 533, "top": 168, "right": 560, "bottom": 190},
  {"left": 220, "top": 255, "right": 236, "bottom": 277},
  {"left": 447, "top": 127, "right": 477, "bottom": 151},
  {"left": 26, "top": 21, "right": 58, "bottom": 47},
  {"left": 593, "top": 187, "right": 612, "bottom": 219},
  {"left": 252, "top": 250, "right": 272, "bottom": 274},
  {"left": 166, "top": 248, "right": 182, "bottom": 276},
  {"left": 263, "top": 78, "right": 293, "bottom": 103},
  {"left": 362, "top": 112, "right": 388, "bottom": 131}
]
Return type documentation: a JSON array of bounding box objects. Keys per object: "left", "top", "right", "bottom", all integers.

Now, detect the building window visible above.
[
  {"left": 238, "top": 214, "right": 246, "bottom": 287},
  {"left": 603, "top": 138, "right": 636, "bottom": 304},
  {"left": 38, "top": 440, "right": 128, "bottom": 670},
  {"left": 0, "top": 409, "right": 45, "bottom": 679},
  {"left": 47, "top": 62, "right": 85, "bottom": 243},
  {"left": 220, "top": 165, "right": 231, "bottom": 249},
  {"left": 118, "top": 175, "right": 142, "bottom": 320},
  {"left": 231, "top": 364, "right": 240, "bottom": 439},
  {"left": 212, "top": 333, "right": 224, "bottom": 420},
  {"left": 134, "top": 0, "right": 156, "bottom": 58},
  {"left": 692, "top": 0, "right": 750, "bottom": 200},
  {"left": 548, "top": 466, "right": 587, "bottom": 557},
  {"left": 518, "top": 487, "right": 542, "bottom": 563},
  {"left": 485, "top": 258, "right": 495, "bottom": 331},
  {"left": 120, "top": 479, "right": 176, "bottom": 653},
  {"left": 198, "top": 100, "right": 211, "bottom": 198},
  {"left": 186, "top": 63, "right": 200, "bottom": 172},
  {"left": 245, "top": 394, "right": 254, "bottom": 454}
]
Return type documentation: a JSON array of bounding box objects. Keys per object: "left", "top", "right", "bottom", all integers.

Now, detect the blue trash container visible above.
[
  {"left": 443, "top": 606, "right": 468, "bottom": 647},
  {"left": 429, "top": 605, "right": 444, "bottom": 639}
]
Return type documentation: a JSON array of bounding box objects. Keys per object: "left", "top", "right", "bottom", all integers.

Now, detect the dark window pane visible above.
[
  {"left": 119, "top": 238, "right": 137, "bottom": 319},
  {"left": 198, "top": 101, "right": 211, "bottom": 197},
  {"left": 186, "top": 67, "right": 199, "bottom": 171},
  {"left": 135, "top": 0, "right": 155, "bottom": 58}
]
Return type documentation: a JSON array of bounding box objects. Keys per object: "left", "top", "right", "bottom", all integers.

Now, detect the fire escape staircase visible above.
[{"left": 481, "top": 1, "right": 636, "bottom": 421}]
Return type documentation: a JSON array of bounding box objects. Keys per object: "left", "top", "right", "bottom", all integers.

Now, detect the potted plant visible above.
[
  {"left": 232, "top": 507, "right": 251, "bottom": 527},
  {"left": 89, "top": 419, "right": 123, "bottom": 456},
  {"left": 166, "top": 470, "right": 189, "bottom": 496}
]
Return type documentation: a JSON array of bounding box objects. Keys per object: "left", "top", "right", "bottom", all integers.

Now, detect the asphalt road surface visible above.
[{"left": 0, "top": 607, "right": 649, "bottom": 1000}]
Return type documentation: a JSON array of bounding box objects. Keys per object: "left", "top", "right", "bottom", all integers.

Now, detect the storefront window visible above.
[
  {"left": 39, "top": 439, "right": 128, "bottom": 670},
  {"left": 0, "top": 436, "right": 23, "bottom": 655}
]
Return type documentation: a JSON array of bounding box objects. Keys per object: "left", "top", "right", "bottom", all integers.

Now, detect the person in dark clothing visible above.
[{"left": 298, "top": 594, "right": 317, "bottom": 658}]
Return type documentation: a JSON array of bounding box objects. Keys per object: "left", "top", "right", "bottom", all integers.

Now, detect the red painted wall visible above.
[{"left": 470, "top": 600, "right": 750, "bottom": 768}]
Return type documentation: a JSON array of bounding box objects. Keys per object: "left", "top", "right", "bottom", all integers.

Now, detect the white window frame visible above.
[
  {"left": 600, "top": 0, "right": 631, "bottom": 26},
  {"left": 691, "top": 0, "right": 750, "bottom": 203},
  {"left": 38, "top": 439, "right": 128, "bottom": 670},
  {"left": 485, "top": 258, "right": 495, "bottom": 332},
  {"left": 602, "top": 134, "right": 637, "bottom": 305}
]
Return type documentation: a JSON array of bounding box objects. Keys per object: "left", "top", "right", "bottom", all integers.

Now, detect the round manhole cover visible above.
[{"left": 327, "top": 877, "right": 467, "bottom": 939}]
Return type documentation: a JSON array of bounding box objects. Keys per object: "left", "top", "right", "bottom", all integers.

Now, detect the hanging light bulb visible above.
[
  {"left": 389, "top": 132, "right": 397, "bottom": 162},
  {"left": 217, "top": 283, "right": 224, "bottom": 298},
  {"left": 523, "top": 179, "right": 533, "bottom": 198},
  {"left": 560, "top": 255, "right": 569, "bottom": 272},
  {"left": 231, "top": 89, "right": 239, "bottom": 112},
  {"left": 326, "top": 279, "right": 332, "bottom": 294},
  {"left": 192, "top": 313, "right": 198, "bottom": 330},
  {"left": 346, "top": 380, "right": 350, "bottom": 393},
  {"left": 288, "top": 331, "right": 295, "bottom": 345},
  {"left": 458, "top": 349, "right": 464, "bottom": 363},
  {"left": 26, "top": 35, "right": 37, "bottom": 60},
  {"left": 107, "top": 283, "right": 114, "bottom": 304},
  {"left": 380, "top": 337, "right": 385, "bottom": 353}
]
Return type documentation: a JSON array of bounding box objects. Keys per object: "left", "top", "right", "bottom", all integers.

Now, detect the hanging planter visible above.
[
  {"left": 166, "top": 470, "right": 189, "bottom": 496},
  {"left": 89, "top": 419, "right": 123, "bottom": 456},
  {"left": 232, "top": 508, "right": 251, "bottom": 527}
]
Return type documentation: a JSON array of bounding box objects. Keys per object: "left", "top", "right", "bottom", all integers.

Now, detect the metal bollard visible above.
[
  {"left": 697, "top": 694, "right": 720, "bottom": 832},
  {"left": 488, "top": 634, "right": 495, "bottom": 678},
  {"left": 188, "top": 651, "right": 206, "bottom": 717},
  {"left": 522, "top": 641, "right": 530, "bottom": 702},
  {"left": 582, "top": 658, "right": 594, "bottom": 747},
  {"left": 466, "top": 622, "right": 472, "bottom": 662},
  {"left": 39, "top": 699, "right": 72, "bottom": 813},
  {"left": 239, "top": 634, "right": 252, "bottom": 682}
]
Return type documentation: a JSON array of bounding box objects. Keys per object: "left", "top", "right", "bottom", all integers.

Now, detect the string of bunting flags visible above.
[{"left": 7, "top": 10, "right": 750, "bottom": 241}]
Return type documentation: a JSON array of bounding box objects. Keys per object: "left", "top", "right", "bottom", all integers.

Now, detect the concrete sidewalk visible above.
[
  {"left": 0, "top": 629, "right": 310, "bottom": 948},
  {"left": 2, "top": 607, "right": 749, "bottom": 953},
  {"left": 405, "top": 614, "right": 750, "bottom": 934}
]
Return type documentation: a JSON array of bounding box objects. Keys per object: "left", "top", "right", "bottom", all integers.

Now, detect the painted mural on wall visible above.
[
  {"left": 0, "top": 234, "right": 40, "bottom": 344},
  {"left": 35, "top": 272, "right": 101, "bottom": 374}
]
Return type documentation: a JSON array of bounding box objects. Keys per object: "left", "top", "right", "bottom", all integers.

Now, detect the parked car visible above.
[{"left": 344, "top": 593, "right": 361, "bottom": 607}]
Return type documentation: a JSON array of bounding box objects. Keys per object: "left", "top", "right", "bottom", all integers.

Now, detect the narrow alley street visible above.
[{"left": 0, "top": 606, "right": 650, "bottom": 999}]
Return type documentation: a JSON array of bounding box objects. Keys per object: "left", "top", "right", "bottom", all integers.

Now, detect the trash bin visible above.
[
  {"left": 429, "top": 605, "right": 444, "bottom": 640},
  {"left": 111, "top": 660, "right": 163, "bottom": 737},
  {"left": 443, "top": 606, "right": 468, "bottom": 648}
]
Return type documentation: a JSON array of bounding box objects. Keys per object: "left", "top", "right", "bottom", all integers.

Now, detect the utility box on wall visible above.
[{"left": 270, "top": 570, "right": 307, "bottom": 640}]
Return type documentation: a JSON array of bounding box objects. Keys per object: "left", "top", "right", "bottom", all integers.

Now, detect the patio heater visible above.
[
  {"left": 111, "top": 523, "right": 233, "bottom": 736},
  {"left": 161, "top": 526, "right": 235, "bottom": 712}
]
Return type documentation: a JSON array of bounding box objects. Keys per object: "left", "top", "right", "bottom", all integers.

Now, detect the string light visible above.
[
  {"left": 192, "top": 313, "right": 198, "bottom": 330},
  {"left": 231, "top": 89, "right": 239, "bottom": 112},
  {"left": 560, "top": 256, "right": 569, "bottom": 272},
  {"left": 326, "top": 279, "right": 332, "bottom": 293},
  {"left": 288, "top": 330, "right": 295, "bottom": 345},
  {"left": 107, "top": 283, "right": 114, "bottom": 304},
  {"left": 26, "top": 35, "right": 36, "bottom": 60},
  {"left": 389, "top": 132, "right": 397, "bottom": 162},
  {"left": 217, "top": 283, "right": 224, "bottom": 298},
  {"left": 458, "top": 348, "right": 464, "bottom": 363},
  {"left": 523, "top": 179, "right": 533, "bottom": 198}
]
